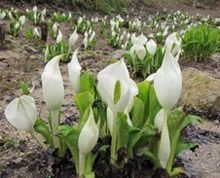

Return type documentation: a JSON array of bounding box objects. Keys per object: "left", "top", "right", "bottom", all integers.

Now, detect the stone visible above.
[{"left": 180, "top": 67, "right": 220, "bottom": 112}]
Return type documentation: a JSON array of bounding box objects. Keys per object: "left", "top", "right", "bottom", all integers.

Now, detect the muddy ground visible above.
[{"left": 0, "top": 0, "right": 220, "bottom": 177}]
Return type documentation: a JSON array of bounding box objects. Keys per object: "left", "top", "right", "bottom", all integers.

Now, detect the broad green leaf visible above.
[
  {"left": 180, "top": 114, "right": 201, "bottom": 131},
  {"left": 132, "top": 97, "right": 144, "bottom": 128},
  {"left": 80, "top": 72, "right": 96, "bottom": 93},
  {"left": 74, "top": 91, "right": 94, "bottom": 116},
  {"left": 59, "top": 125, "right": 80, "bottom": 172},
  {"left": 175, "top": 139, "right": 198, "bottom": 156},
  {"left": 117, "top": 113, "right": 129, "bottom": 150},
  {"left": 128, "top": 124, "right": 157, "bottom": 158},
  {"left": 34, "top": 119, "right": 53, "bottom": 146},
  {"left": 137, "top": 81, "right": 150, "bottom": 104},
  {"left": 147, "top": 84, "right": 161, "bottom": 125},
  {"left": 166, "top": 108, "right": 201, "bottom": 173}
]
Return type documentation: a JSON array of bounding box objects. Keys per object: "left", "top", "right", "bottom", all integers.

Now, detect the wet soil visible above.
[{"left": 0, "top": 0, "right": 220, "bottom": 177}]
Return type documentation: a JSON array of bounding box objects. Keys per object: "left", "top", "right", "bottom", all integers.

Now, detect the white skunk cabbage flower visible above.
[
  {"left": 165, "top": 33, "right": 181, "bottom": 59},
  {"left": 152, "top": 46, "right": 182, "bottom": 168},
  {"left": 41, "top": 8, "right": 46, "bottom": 16},
  {"left": 89, "top": 31, "right": 95, "bottom": 42},
  {"left": 5, "top": 95, "right": 37, "bottom": 133},
  {"left": 56, "top": 30, "right": 63, "bottom": 43},
  {"left": 146, "top": 39, "right": 157, "bottom": 56},
  {"left": 33, "top": 6, "right": 37, "bottom": 13},
  {"left": 41, "top": 55, "right": 64, "bottom": 110},
  {"left": 131, "top": 33, "right": 136, "bottom": 44},
  {"left": 134, "top": 33, "right": 147, "bottom": 46},
  {"left": 154, "top": 49, "right": 182, "bottom": 111},
  {"left": 130, "top": 44, "right": 146, "bottom": 60},
  {"left": 14, "top": 22, "right": 20, "bottom": 30},
  {"left": 19, "top": 15, "right": 26, "bottom": 25},
  {"left": 67, "top": 49, "right": 81, "bottom": 93},
  {"left": 83, "top": 32, "right": 88, "bottom": 49},
  {"left": 68, "top": 12, "right": 72, "bottom": 20},
  {"left": 34, "top": 27, "right": 40, "bottom": 38},
  {"left": 69, "top": 28, "right": 78, "bottom": 48},
  {"left": 52, "top": 23, "right": 58, "bottom": 34},
  {"left": 78, "top": 108, "right": 99, "bottom": 155},
  {"left": 97, "top": 59, "right": 138, "bottom": 114}
]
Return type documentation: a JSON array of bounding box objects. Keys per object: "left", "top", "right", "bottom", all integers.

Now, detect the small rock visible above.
[{"left": 180, "top": 67, "right": 220, "bottom": 112}]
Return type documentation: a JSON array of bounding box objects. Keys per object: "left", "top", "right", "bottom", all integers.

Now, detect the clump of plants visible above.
[
  {"left": 44, "top": 29, "right": 78, "bottom": 62},
  {"left": 4, "top": 33, "right": 200, "bottom": 177},
  {"left": 182, "top": 24, "right": 220, "bottom": 62},
  {"left": 124, "top": 33, "right": 181, "bottom": 78}
]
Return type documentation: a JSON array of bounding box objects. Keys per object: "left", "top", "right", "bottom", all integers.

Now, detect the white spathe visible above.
[
  {"left": 69, "top": 29, "right": 78, "bottom": 48},
  {"left": 67, "top": 49, "right": 81, "bottom": 93},
  {"left": 107, "top": 107, "right": 114, "bottom": 136},
  {"left": 130, "top": 44, "right": 146, "bottom": 60},
  {"left": 78, "top": 108, "right": 99, "bottom": 155},
  {"left": 52, "top": 23, "right": 58, "bottom": 33},
  {"left": 5, "top": 95, "right": 37, "bottom": 133},
  {"left": 56, "top": 30, "right": 63, "bottom": 43},
  {"left": 165, "top": 32, "right": 181, "bottom": 59},
  {"left": 41, "top": 55, "right": 64, "bottom": 110},
  {"left": 97, "top": 59, "right": 138, "bottom": 113},
  {"left": 158, "top": 110, "right": 170, "bottom": 168},
  {"left": 154, "top": 50, "right": 182, "bottom": 111},
  {"left": 154, "top": 108, "right": 164, "bottom": 132},
  {"left": 146, "top": 39, "right": 157, "bottom": 56},
  {"left": 134, "top": 33, "right": 148, "bottom": 46},
  {"left": 19, "top": 15, "right": 26, "bottom": 25}
]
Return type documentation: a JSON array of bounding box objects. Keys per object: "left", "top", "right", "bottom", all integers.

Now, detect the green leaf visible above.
[
  {"left": 117, "top": 113, "right": 129, "bottom": 150},
  {"left": 114, "top": 80, "right": 121, "bottom": 104},
  {"left": 78, "top": 107, "right": 91, "bottom": 130},
  {"left": 180, "top": 114, "right": 201, "bottom": 131},
  {"left": 128, "top": 124, "right": 157, "bottom": 158},
  {"left": 132, "top": 97, "right": 144, "bottom": 128},
  {"left": 59, "top": 125, "right": 80, "bottom": 172},
  {"left": 147, "top": 84, "right": 161, "bottom": 125},
  {"left": 175, "top": 139, "right": 198, "bottom": 156},
  {"left": 34, "top": 119, "right": 53, "bottom": 146},
  {"left": 74, "top": 91, "right": 94, "bottom": 116},
  {"left": 80, "top": 72, "right": 96, "bottom": 93},
  {"left": 19, "top": 81, "right": 30, "bottom": 95},
  {"left": 166, "top": 108, "right": 201, "bottom": 173},
  {"left": 137, "top": 80, "right": 150, "bottom": 108},
  {"left": 24, "top": 28, "right": 34, "bottom": 40}
]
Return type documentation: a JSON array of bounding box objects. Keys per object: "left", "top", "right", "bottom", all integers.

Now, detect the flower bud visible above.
[
  {"left": 41, "top": 55, "right": 64, "bottom": 110},
  {"left": 78, "top": 108, "right": 99, "bottom": 155},
  {"left": 5, "top": 95, "right": 37, "bottom": 133},
  {"left": 68, "top": 49, "right": 81, "bottom": 93}
]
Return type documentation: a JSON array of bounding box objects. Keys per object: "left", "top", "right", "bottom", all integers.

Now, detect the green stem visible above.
[
  {"left": 85, "top": 153, "right": 93, "bottom": 175},
  {"left": 31, "top": 130, "right": 47, "bottom": 150},
  {"left": 50, "top": 109, "right": 60, "bottom": 149},
  {"left": 166, "top": 124, "right": 181, "bottom": 174},
  {"left": 110, "top": 112, "right": 117, "bottom": 166},
  {"left": 66, "top": 46, "right": 72, "bottom": 60},
  {"left": 79, "top": 152, "right": 86, "bottom": 178}
]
